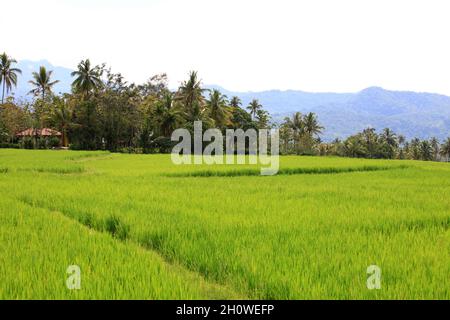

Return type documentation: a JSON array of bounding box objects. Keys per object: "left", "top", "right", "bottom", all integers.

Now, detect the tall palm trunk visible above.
[
  {"left": 1, "top": 80, "right": 5, "bottom": 104},
  {"left": 62, "top": 127, "right": 68, "bottom": 147}
]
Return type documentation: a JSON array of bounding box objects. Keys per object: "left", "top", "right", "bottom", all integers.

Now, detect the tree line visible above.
[
  {"left": 1, "top": 52, "right": 450, "bottom": 161},
  {"left": 280, "top": 122, "right": 450, "bottom": 162}
]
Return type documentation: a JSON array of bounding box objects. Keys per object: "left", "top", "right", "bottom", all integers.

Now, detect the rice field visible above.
[{"left": 0, "top": 149, "right": 449, "bottom": 299}]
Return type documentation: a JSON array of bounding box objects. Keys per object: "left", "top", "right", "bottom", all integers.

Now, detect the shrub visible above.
[
  {"left": 20, "top": 138, "right": 35, "bottom": 149},
  {"left": 0, "top": 143, "right": 20, "bottom": 149},
  {"left": 48, "top": 137, "right": 61, "bottom": 148},
  {"left": 69, "top": 143, "right": 84, "bottom": 151}
]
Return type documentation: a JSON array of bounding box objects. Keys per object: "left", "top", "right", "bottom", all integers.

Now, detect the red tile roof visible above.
[{"left": 16, "top": 128, "right": 62, "bottom": 137}]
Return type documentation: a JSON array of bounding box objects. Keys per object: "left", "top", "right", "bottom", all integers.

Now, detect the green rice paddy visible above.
[{"left": 0, "top": 149, "right": 449, "bottom": 299}]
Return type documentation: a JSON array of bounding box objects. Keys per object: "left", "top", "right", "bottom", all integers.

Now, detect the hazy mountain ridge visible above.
[
  {"left": 9, "top": 60, "right": 450, "bottom": 141},
  {"left": 208, "top": 85, "right": 450, "bottom": 141}
]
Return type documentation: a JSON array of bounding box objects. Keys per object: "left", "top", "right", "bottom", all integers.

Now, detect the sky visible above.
[{"left": 2, "top": 0, "right": 450, "bottom": 94}]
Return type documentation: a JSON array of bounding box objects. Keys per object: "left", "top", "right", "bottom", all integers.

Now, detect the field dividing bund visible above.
[
  {"left": 1, "top": 149, "right": 449, "bottom": 299},
  {"left": 166, "top": 164, "right": 409, "bottom": 178}
]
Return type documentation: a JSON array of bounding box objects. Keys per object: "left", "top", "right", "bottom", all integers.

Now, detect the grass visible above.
[
  {"left": 0, "top": 197, "right": 241, "bottom": 299},
  {"left": 0, "top": 149, "right": 449, "bottom": 299}
]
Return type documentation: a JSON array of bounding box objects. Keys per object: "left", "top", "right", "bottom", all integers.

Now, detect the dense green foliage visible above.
[
  {"left": 1, "top": 52, "right": 449, "bottom": 162},
  {"left": 1, "top": 149, "right": 449, "bottom": 299},
  {"left": 318, "top": 128, "right": 450, "bottom": 161},
  {"left": 0, "top": 54, "right": 264, "bottom": 152}
]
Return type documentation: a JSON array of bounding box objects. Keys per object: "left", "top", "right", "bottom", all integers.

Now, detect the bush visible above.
[
  {"left": 0, "top": 143, "right": 20, "bottom": 149},
  {"left": 150, "top": 136, "right": 176, "bottom": 153},
  {"left": 69, "top": 143, "right": 84, "bottom": 151},
  {"left": 117, "top": 147, "right": 143, "bottom": 154},
  {"left": 48, "top": 137, "right": 61, "bottom": 148},
  {"left": 20, "top": 138, "right": 35, "bottom": 149}
]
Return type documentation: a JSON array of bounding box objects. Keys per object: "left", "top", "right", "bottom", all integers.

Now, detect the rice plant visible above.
[{"left": 1, "top": 149, "right": 449, "bottom": 299}]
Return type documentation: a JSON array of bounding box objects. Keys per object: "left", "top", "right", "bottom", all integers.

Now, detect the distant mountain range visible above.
[
  {"left": 10, "top": 60, "right": 450, "bottom": 141},
  {"left": 208, "top": 85, "right": 450, "bottom": 141}
]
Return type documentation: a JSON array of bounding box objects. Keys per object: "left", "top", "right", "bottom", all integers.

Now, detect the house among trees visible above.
[
  {"left": 16, "top": 128, "right": 62, "bottom": 138},
  {"left": 16, "top": 128, "right": 62, "bottom": 148}
]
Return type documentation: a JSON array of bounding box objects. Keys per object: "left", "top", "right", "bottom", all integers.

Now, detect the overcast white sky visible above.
[{"left": 2, "top": 0, "right": 450, "bottom": 94}]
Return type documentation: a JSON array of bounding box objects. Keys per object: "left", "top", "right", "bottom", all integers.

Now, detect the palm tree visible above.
[
  {"left": 177, "top": 71, "right": 205, "bottom": 112},
  {"left": 420, "top": 140, "right": 433, "bottom": 161},
  {"left": 247, "top": 99, "right": 262, "bottom": 120},
  {"left": 343, "top": 137, "right": 365, "bottom": 158},
  {"left": 440, "top": 138, "right": 450, "bottom": 162},
  {"left": 154, "top": 92, "right": 182, "bottom": 137},
  {"left": 283, "top": 112, "right": 304, "bottom": 153},
  {"left": 206, "top": 89, "right": 230, "bottom": 129},
  {"left": 53, "top": 99, "right": 73, "bottom": 147},
  {"left": 361, "top": 128, "right": 379, "bottom": 157},
  {"left": 380, "top": 128, "right": 398, "bottom": 158},
  {"left": 71, "top": 59, "right": 103, "bottom": 97},
  {"left": 303, "top": 112, "right": 323, "bottom": 137},
  {"left": 410, "top": 138, "right": 421, "bottom": 160},
  {"left": 397, "top": 134, "right": 406, "bottom": 159},
  {"left": 381, "top": 128, "right": 397, "bottom": 146},
  {"left": 230, "top": 96, "right": 242, "bottom": 108},
  {"left": 285, "top": 112, "right": 304, "bottom": 134},
  {"left": 256, "top": 109, "right": 270, "bottom": 128},
  {"left": 0, "top": 53, "right": 22, "bottom": 104},
  {"left": 398, "top": 134, "right": 406, "bottom": 146},
  {"left": 430, "top": 137, "right": 440, "bottom": 161},
  {"left": 28, "top": 66, "right": 59, "bottom": 100}
]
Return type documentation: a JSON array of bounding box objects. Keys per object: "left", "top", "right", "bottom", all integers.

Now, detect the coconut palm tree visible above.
[
  {"left": 153, "top": 92, "right": 182, "bottom": 137},
  {"left": 206, "top": 89, "right": 230, "bottom": 129},
  {"left": 52, "top": 98, "right": 73, "bottom": 147},
  {"left": 0, "top": 53, "right": 22, "bottom": 104},
  {"left": 343, "top": 137, "right": 365, "bottom": 158},
  {"left": 230, "top": 96, "right": 242, "bottom": 108},
  {"left": 381, "top": 128, "right": 397, "bottom": 147},
  {"left": 285, "top": 112, "right": 304, "bottom": 134},
  {"left": 420, "top": 140, "right": 433, "bottom": 161},
  {"left": 397, "top": 134, "right": 406, "bottom": 159},
  {"left": 303, "top": 112, "right": 323, "bottom": 137},
  {"left": 410, "top": 138, "right": 421, "bottom": 160},
  {"left": 283, "top": 112, "right": 305, "bottom": 153},
  {"left": 440, "top": 137, "right": 450, "bottom": 161},
  {"left": 361, "top": 128, "right": 379, "bottom": 157},
  {"left": 71, "top": 59, "right": 103, "bottom": 97},
  {"left": 177, "top": 71, "right": 205, "bottom": 111},
  {"left": 430, "top": 137, "right": 440, "bottom": 161},
  {"left": 28, "top": 66, "right": 60, "bottom": 100},
  {"left": 380, "top": 128, "right": 398, "bottom": 158},
  {"left": 398, "top": 134, "right": 406, "bottom": 146},
  {"left": 256, "top": 109, "right": 270, "bottom": 128},
  {"left": 246, "top": 99, "right": 262, "bottom": 120}
]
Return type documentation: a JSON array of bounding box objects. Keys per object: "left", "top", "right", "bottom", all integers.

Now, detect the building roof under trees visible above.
[{"left": 16, "top": 128, "right": 62, "bottom": 137}]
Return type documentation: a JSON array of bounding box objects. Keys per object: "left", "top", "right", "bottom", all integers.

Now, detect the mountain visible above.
[
  {"left": 8, "top": 60, "right": 450, "bottom": 141},
  {"left": 11, "top": 60, "right": 73, "bottom": 100},
  {"left": 207, "top": 85, "right": 450, "bottom": 141},
  {"left": 205, "top": 85, "right": 354, "bottom": 113}
]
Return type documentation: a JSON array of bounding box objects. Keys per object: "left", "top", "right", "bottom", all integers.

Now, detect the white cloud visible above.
[{"left": 2, "top": 0, "right": 450, "bottom": 94}]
